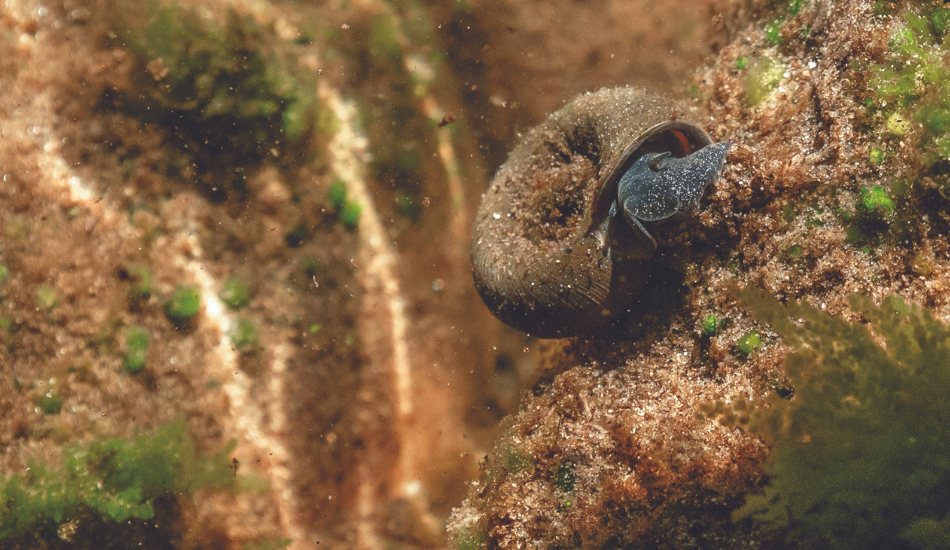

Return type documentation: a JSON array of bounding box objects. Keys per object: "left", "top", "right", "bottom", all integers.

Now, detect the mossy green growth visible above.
[
  {"left": 0, "top": 420, "right": 236, "bottom": 539},
  {"left": 33, "top": 392, "right": 62, "bottom": 415},
  {"left": 113, "top": 3, "right": 313, "bottom": 199},
  {"left": 731, "top": 287, "right": 950, "bottom": 549},
  {"left": 932, "top": 8, "right": 950, "bottom": 35},
  {"left": 734, "top": 56, "right": 748, "bottom": 71},
  {"left": 220, "top": 277, "right": 250, "bottom": 310},
  {"left": 869, "top": 9, "right": 950, "bottom": 165},
  {"left": 164, "top": 285, "right": 200, "bottom": 320},
  {"left": 35, "top": 286, "right": 57, "bottom": 310},
  {"left": 123, "top": 326, "right": 149, "bottom": 374},
  {"left": 765, "top": 20, "right": 783, "bottom": 45},
  {"left": 736, "top": 331, "right": 762, "bottom": 355}
]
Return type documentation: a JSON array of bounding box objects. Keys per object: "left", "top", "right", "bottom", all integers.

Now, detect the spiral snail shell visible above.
[{"left": 471, "top": 87, "right": 731, "bottom": 338}]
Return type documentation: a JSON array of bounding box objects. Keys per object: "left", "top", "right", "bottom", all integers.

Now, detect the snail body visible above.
[{"left": 471, "top": 87, "right": 730, "bottom": 338}]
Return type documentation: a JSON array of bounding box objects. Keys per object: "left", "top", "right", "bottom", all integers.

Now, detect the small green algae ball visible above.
[
  {"left": 219, "top": 277, "right": 250, "bottom": 310},
  {"left": 886, "top": 112, "right": 911, "bottom": 136},
  {"left": 737, "top": 331, "right": 763, "bottom": 355},
  {"left": 860, "top": 186, "right": 895, "bottom": 214},
  {"left": 229, "top": 318, "right": 258, "bottom": 349},
  {"left": 702, "top": 314, "right": 722, "bottom": 335},
  {"left": 165, "top": 285, "right": 201, "bottom": 320},
  {"left": 340, "top": 200, "right": 362, "bottom": 229},
  {"left": 36, "top": 286, "right": 58, "bottom": 310},
  {"left": 34, "top": 392, "right": 62, "bottom": 414},
  {"left": 124, "top": 326, "right": 149, "bottom": 374},
  {"left": 328, "top": 178, "right": 347, "bottom": 211},
  {"left": 734, "top": 56, "right": 748, "bottom": 71},
  {"left": 869, "top": 148, "right": 884, "bottom": 166}
]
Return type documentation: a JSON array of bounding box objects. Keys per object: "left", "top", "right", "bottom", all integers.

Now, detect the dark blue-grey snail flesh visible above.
[
  {"left": 470, "top": 87, "right": 731, "bottom": 338},
  {"left": 617, "top": 142, "right": 732, "bottom": 246}
]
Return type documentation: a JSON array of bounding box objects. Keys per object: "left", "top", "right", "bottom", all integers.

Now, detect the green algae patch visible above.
[
  {"left": 229, "top": 317, "right": 258, "bottom": 350},
  {"left": 340, "top": 200, "right": 362, "bottom": 230},
  {"left": 868, "top": 8, "right": 950, "bottom": 165},
  {"left": 746, "top": 57, "right": 786, "bottom": 106},
  {"left": 736, "top": 331, "right": 762, "bottom": 355},
  {"left": 702, "top": 313, "right": 726, "bottom": 335},
  {"left": 33, "top": 392, "right": 62, "bottom": 415},
  {"left": 110, "top": 2, "right": 326, "bottom": 201},
  {"left": 869, "top": 147, "right": 885, "bottom": 166},
  {"left": 860, "top": 185, "right": 896, "bottom": 214},
  {"left": 728, "top": 287, "right": 950, "bottom": 549},
  {"left": 35, "top": 286, "right": 57, "bottom": 311},
  {"left": 165, "top": 285, "right": 200, "bottom": 321},
  {"left": 0, "top": 421, "right": 236, "bottom": 540},
  {"left": 220, "top": 277, "right": 251, "bottom": 310},
  {"left": 123, "top": 326, "right": 149, "bottom": 374}
]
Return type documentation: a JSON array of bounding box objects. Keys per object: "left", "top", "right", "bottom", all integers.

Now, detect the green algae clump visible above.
[
  {"left": 0, "top": 421, "right": 235, "bottom": 540},
  {"left": 859, "top": 185, "right": 896, "bottom": 214},
  {"left": 33, "top": 392, "right": 62, "bottom": 415},
  {"left": 229, "top": 317, "right": 258, "bottom": 350},
  {"left": 164, "top": 285, "right": 201, "bottom": 321},
  {"left": 219, "top": 277, "right": 250, "bottom": 310},
  {"left": 731, "top": 287, "right": 950, "bottom": 549},
  {"left": 112, "top": 3, "right": 316, "bottom": 200},
  {"left": 736, "top": 330, "right": 762, "bottom": 355},
  {"left": 123, "top": 326, "right": 149, "bottom": 374},
  {"left": 869, "top": 9, "right": 950, "bottom": 165}
]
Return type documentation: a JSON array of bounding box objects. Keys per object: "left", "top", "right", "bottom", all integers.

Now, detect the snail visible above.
[{"left": 471, "top": 87, "right": 731, "bottom": 338}]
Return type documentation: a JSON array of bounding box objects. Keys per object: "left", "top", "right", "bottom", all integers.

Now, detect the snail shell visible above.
[{"left": 471, "top": 87, "right": 729, "bottom": 338}]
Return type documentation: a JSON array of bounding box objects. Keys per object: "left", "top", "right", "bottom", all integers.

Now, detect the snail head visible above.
[{"left": 617, "top": 142, "right": 732, "bottom": 247}]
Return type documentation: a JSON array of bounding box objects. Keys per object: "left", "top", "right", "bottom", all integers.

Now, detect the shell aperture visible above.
[{"left": 618, "top": 142, "right": 732, "bottom": 245}]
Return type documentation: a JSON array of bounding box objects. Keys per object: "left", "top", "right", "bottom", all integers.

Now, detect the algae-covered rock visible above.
[{"left": 450, "top": 1, "right": 950, "bottom": 548}]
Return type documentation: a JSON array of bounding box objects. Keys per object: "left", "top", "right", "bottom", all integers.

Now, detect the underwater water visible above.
[{"left": 2, "top": 0, "right": 950, "bottom": 549}]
